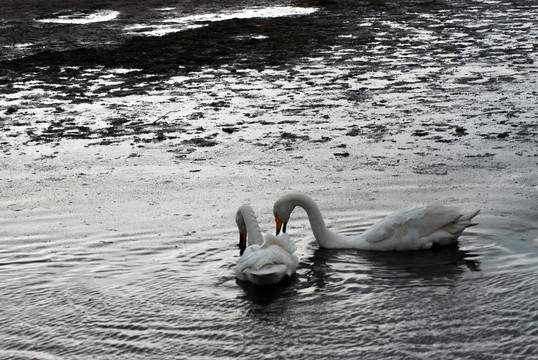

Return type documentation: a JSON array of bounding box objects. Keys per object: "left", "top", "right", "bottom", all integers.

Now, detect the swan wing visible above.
[{"left": 360, "top": 206, "right": 429, "bottom": 244}]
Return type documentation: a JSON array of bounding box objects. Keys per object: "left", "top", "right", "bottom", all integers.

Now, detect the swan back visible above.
[{"left": 235, "top": 234, "right": 299, "bottom": 285}]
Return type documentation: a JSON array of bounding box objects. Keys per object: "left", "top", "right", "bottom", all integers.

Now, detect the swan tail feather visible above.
[
  {"left": 421, "top": 208, "right": 480, "bottom": 247},
  {"left": 461, "top": 209, "right": 480, "bottom": 220},
  {"left": 447, "top": 209, "right": 480, "bottom": 233},
  {"left": 248, "top": 264, "right": 287, "bottom": 276},
  {"left": 245, "top": 264, "right": 288, "bottom": 285}
]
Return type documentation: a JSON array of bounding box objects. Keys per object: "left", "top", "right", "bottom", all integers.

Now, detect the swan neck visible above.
[
  {"left": 292, "top": 195, "right": 332, "bottom": 241},
  {"left": 239, "top": 206, "right": 264, "bottom": 246}
]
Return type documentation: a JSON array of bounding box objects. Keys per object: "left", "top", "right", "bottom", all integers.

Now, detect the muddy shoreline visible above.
[{"left": 1, "top": 0, "right": 537, "bottom": 229}]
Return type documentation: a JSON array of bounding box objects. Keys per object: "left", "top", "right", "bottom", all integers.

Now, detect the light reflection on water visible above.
[
  {"left": 124, "top": 6, "right": 319, "bottom": 36},
  {"left": 35, "top": 10, "right": 120, "bottom": 24}
]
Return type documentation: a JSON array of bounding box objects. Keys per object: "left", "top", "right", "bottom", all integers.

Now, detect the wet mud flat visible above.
[
  {"left": 0, "top": 0, "right": 536, "bottom": 208},
  {"left": 1, "top": 0, "right": 536, "bottom": 153},
  {"left": 1, "top": 0, "right": 537, "bottom": 234}
]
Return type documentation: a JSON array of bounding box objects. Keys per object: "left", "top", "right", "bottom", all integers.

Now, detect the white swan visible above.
[
  {"left": 235, "top": 204, "right": 299, "bottom": 285},
  {"left": 273, "top": 193, "right": 479, "bottom": 251}
]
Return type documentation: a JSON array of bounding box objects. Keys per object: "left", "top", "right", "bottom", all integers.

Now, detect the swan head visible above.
[{"left": 273, "top": 197, "right": 296, "bottom": 235}]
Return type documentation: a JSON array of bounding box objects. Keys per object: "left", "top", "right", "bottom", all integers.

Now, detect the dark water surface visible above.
[{"left": 1, "top": 0, "right": 537, "bottom": 359}]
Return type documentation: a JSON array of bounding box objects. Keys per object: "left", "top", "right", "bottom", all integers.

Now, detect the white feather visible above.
[
  {"left": 273, "top": 193, "right": 479, "bottom": 251},
  {"left": 235, "top": 205, "right": 298, "bottom": 285}
]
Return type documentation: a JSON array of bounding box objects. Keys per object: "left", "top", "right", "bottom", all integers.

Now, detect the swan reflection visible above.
[
  {"left": 236, "top": 243, "right": 480, "bottom": 306},
  {"left": 236, "top": 276, "right": 296, "bottom": 306},
  {"left": 304, "top": 242, "right": 481, "bottom": 289}
]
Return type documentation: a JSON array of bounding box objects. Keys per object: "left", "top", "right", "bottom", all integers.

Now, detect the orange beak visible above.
[
  {"left": 275, "top": 215, "right": 287, "bottom": 235},
  {"left": 239, "top": 233, "right": 247, "bottom": 254}
]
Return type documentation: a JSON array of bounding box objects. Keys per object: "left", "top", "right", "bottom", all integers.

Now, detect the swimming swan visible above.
[
  {"left": 235, "top": 204, "right": 298, "bottom": 285},
  {"left": 273, "top": 193, "right": 479, "bottom": 251}
]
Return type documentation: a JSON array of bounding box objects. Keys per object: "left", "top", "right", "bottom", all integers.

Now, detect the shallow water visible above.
[{"left": 1, "top": 0, "right": 537, "bottom": 359}]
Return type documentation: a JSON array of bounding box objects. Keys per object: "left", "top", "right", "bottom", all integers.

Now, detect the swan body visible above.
[
  {"left": 273, "top": 193, "right": 479, "bottom": 251},
  {"left": 235, "top": 204, "right": 298, "bottom": 285}
]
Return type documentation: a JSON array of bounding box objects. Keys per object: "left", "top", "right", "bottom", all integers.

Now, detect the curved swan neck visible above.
[
  {"left": 285, "top": 194, "right": 333, "bottom": 241},
  {"left": 237, "top": 205, "right": 264, "bottom": 246}
]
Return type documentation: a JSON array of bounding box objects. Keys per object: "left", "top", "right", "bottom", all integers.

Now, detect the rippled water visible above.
[
  {"left": 1, "top": 0, "right": 537, "bottom": 359},
  {"left": 1, "top": 206, "right": 537, "bottom": 359}
]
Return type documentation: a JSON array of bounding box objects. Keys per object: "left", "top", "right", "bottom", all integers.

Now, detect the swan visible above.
[
  {"left": 273, "top": 193, "right": 479, "bottom": 251},
  {"left": 235, "top": 204, "right": 299, "bottom": 285}
]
